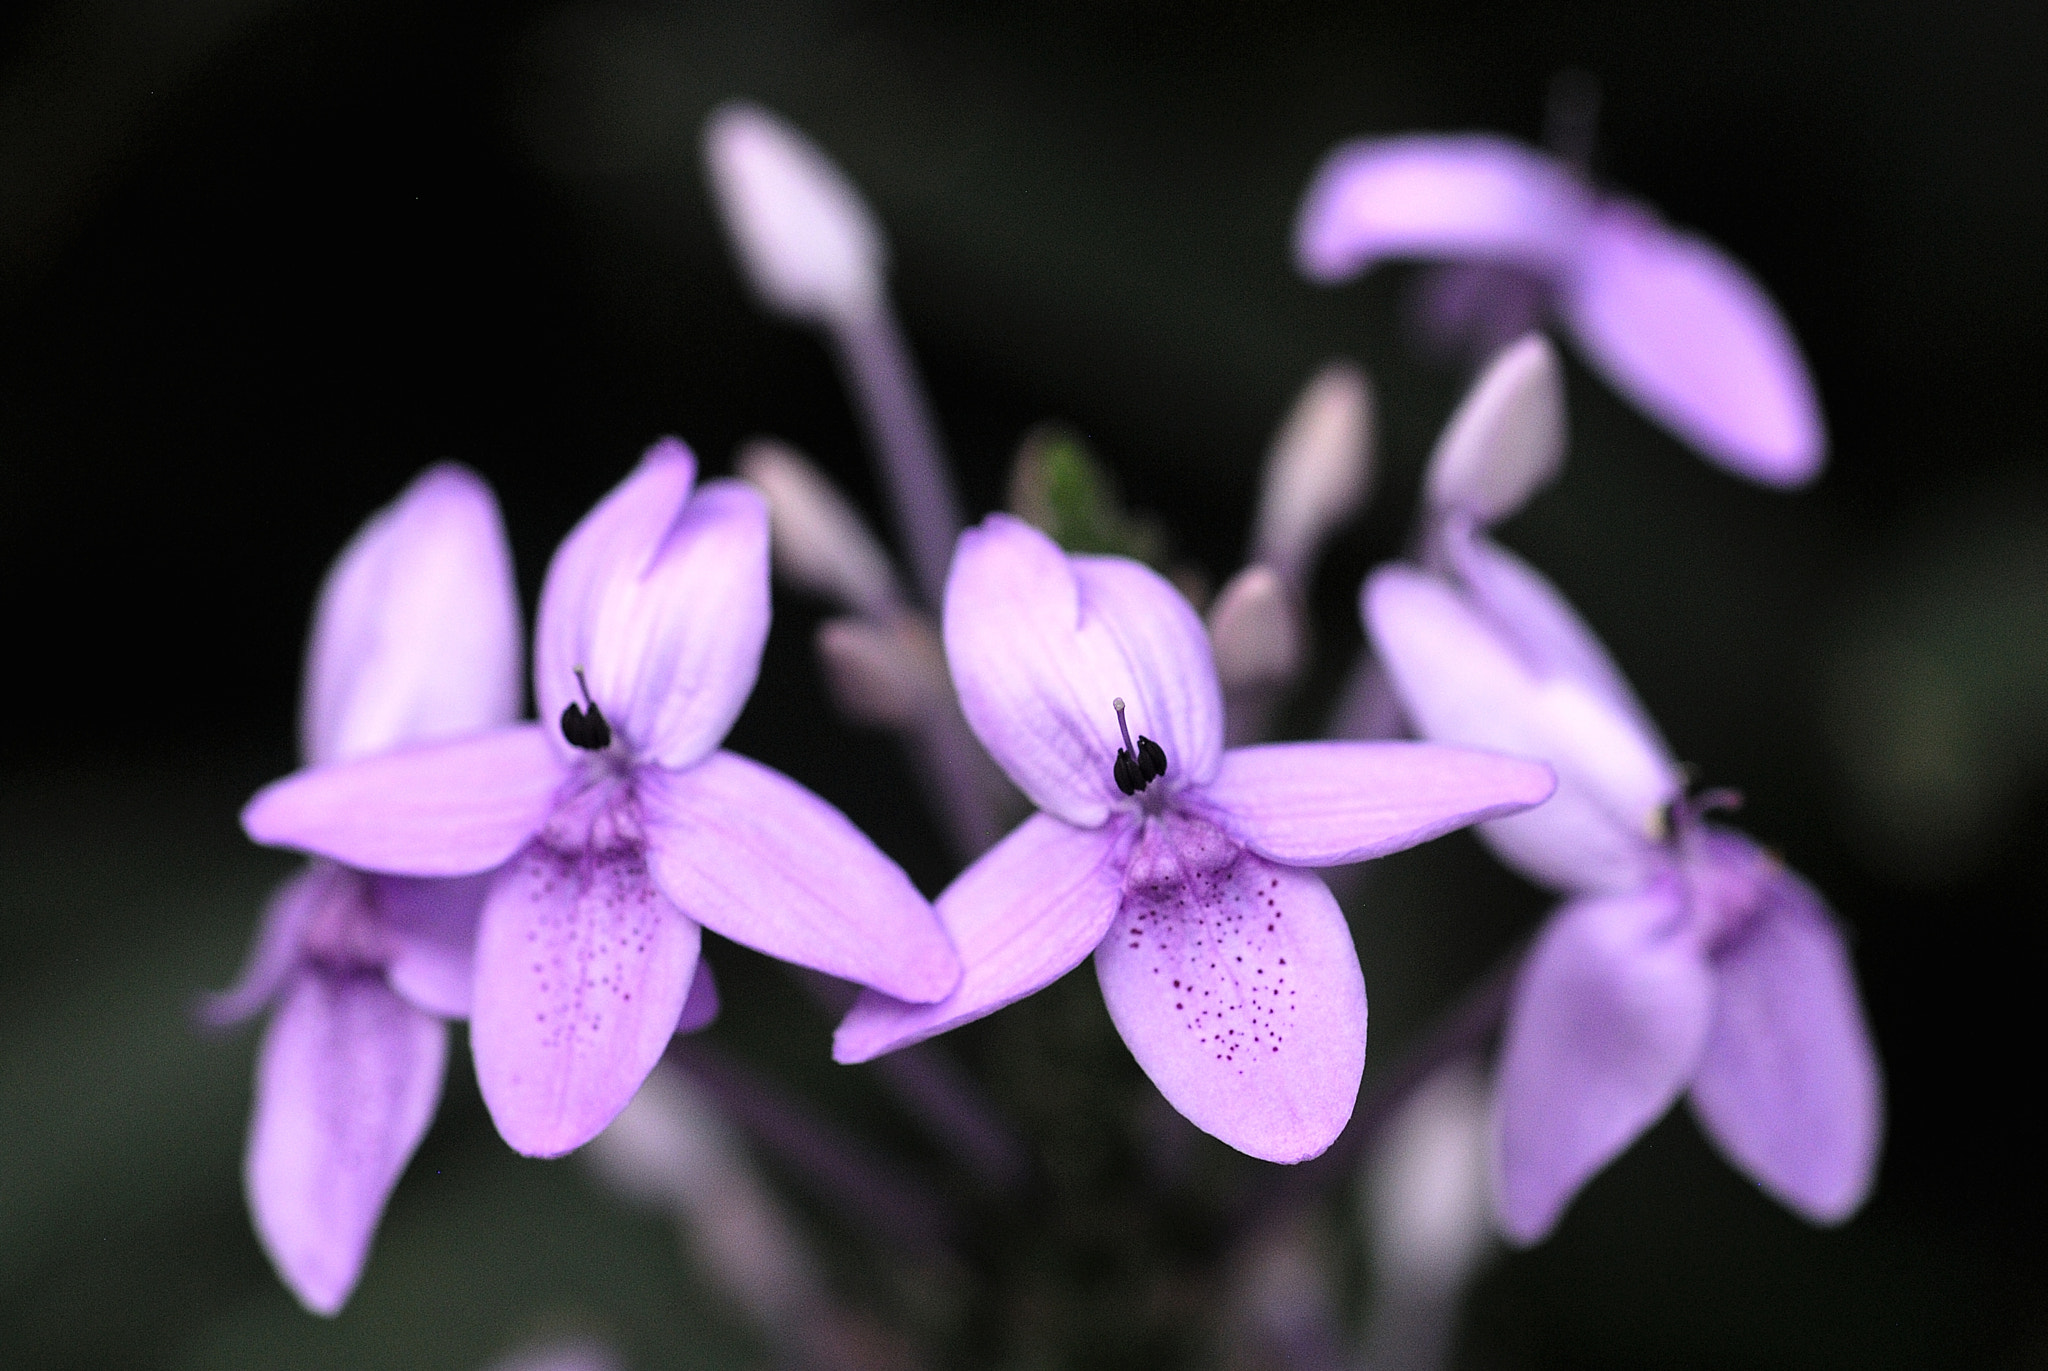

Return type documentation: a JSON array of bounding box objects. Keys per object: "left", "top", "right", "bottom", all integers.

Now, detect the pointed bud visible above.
[
  {"left": 739, "top": 438, "right": 903, "bottom": 618},
  {"left": 1251, "top": 361, "right": 1375, "bottom": 587},
  {"left": 1208, "top": 565, "right": 1304, "bottom": 692},
  {"left": 1425, "top": 332, "right": 1566, "bottom": 525},
  {"left": 703, "top": 102, "right": 886, "bottom": 325},
  {"left": 815, "top": 613, "right": 951, "bottom": 728},
  {"left": 1362, "top": 1059, "right": 1495, "bottom": 1300}
]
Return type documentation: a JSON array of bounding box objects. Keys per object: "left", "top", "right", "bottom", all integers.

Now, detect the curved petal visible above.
[
  {"left": 1365, "top": 567, "right": 1677, "bottom": 895},
  {"left": 1198, "top": 741, "right": 1555, "bottom": 867},
  {"left": 376, "top": 872, "right": 493, "bottom": 1019},
  {"left": 642, "top": 751, "right": 958, "bottom": 1003},
  {"left": 242, "top": 725, "right": 562, "bottom": 876},
  {"left": 470, "top": 843, "right": 702, "bottom": 1158},
  {"left": 1096, "top": 847, "right": 1366, "bottom": 1164},
  {"left": 1295, "top": 134, "right": 1591, "bottom": 283},
  {"left": 303, "top": 463, "right": 524, "bottom": 768},
  {"left": 246, "top": 969, "right": 448, "bottom": 1315},
  {"left": 535, "top": 445, "right": 771, "bottom": 771},
  {"left": 1493, "top": 887, "right": 1715, "bottom": 1244},
  {"left": 674, "top": 958, "right": 722, "bottom": 1035},
  {"left": 1423, "top": 333, "right": 1566, "bottom": 526},
  {"left": 1688, "top": 868, "right": 1883, "bottom": 1224},
  {"left": 1562, "top": 202, "right": 1825, "bottom": 486},
  {"left": 833, "top": 813, "right": 1127, "bottom": 1062},
  {"left": 944, "top": 514, "right": 1222, "bottom": 828},
  {"left": 200, "top": 862, "right": 333, "bottom": 1028}
]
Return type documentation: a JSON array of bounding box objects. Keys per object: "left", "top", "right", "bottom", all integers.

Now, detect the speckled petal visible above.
[
  {"left": 1096, "top": 824, "right": 1366, "bottom": 1164},
  {"left": 470, "top": 842, "right": 702, "bottom": 1157},
  {"left": 245, "top": 968, "right": 447, "bottom": 1315}
]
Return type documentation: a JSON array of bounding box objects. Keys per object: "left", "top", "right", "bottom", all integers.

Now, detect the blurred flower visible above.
[
  {"left": 203, "top": 464, "right": 521, "bottom": 1314},
  {"left": 836, "top": 515, "right": 1554, "bottom": 1162},
  {"left": 1296, "top": 132, "right": 1826, "bottom": 486},
  {"left": 243, "top": 442, "right": 959, "bottom": 1158},
  {"left": 1365, "top": 523, "right": 1883, "bottom": 1242},
  {"left": 1249, "top": 360, "right": 1376, "bottom": 594}
]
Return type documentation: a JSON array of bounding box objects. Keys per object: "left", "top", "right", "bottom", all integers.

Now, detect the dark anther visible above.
[
  {"left": 1111, "top": 697, "right": 1169, "bottom": 796},
  {"left": 560, "top": 667, "right": 612, "bottom": 750}
]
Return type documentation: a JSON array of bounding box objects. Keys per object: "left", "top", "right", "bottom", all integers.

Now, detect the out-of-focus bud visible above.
[
  {"left": 1364, "top": 1058, "right": 1495, "bottom": 1302},
  {"left": 816, "top": 614, "right": 952, "bottom": 729},
  {"left": 484, "top": 1338, "right": 623, "bottom": 1371},
  {"left": 1424, "top": 332, "right": 1565, "bottom": 526},
  {"left": 1251, "top": 361, "right": 1375, "bottom": 588},
  {"left": 739, "top": 438, "right": 903, "bottom": 619},
  {"left": 1209, "top": 565, "right": 1304, "bottom": 692},
  {"left": 704, "top": 102, "right": 886, "bottom": 325},
  {"left": 586, "top": 1060, "right": 830, "bottom": 1336}
]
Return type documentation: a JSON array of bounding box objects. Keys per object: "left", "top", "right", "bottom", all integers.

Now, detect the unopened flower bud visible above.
[
  {"left": 1208, "top": 564, "right": 1304, "bottom": 692},
  {"left": 739, "top": 438, "right": 902, "bottom": 618},
  {"left": 1424, "top": 332, "right": 1565, "bottom": 526},
  {"left": 1362, "top": 1059, "right": 1495, "bottom": 1300},
  {"left": 1251, "top": 360, "right": 1375, "bottom": 588},
  {"left": 815, "top": 613, "right": 951, "bottom": 728},
  {"left": 704, "top": 102, "right": 886, "bottom": 325}
]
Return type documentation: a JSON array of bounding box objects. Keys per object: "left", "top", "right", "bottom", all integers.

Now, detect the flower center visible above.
[
  {"left": 1110, "top": 697, "right": 1168, "bottom": 796},
  {"left": 560, "top": 666, "right": 613, "bottom": 751}
]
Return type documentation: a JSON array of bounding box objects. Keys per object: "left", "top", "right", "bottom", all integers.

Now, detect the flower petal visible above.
[
  {"left": 833, "top": 813, "right": 1127, "bottom": 1062},
  {"left": 471, "top": 843, "right": 702, "bottom": 1157},
  {"left": 944, "top": 514, "right": 1222, "bottom": 827},
  {"left": 376, "top": 872, "right": 492, "bottom": 1019},
  {"left": 1561, "top": 202, "right": 1825, "bottom": 486},
  {"left": 1096, "top": 851, "right": 1366, "bottom": 1164},
  {"left": 1198, "top": 741, "right": 1555, "bottom": 868},
  {"left": 535, "top": 445, "right": 771, "bottom": 771},
  {"left": 1295, "top": 135, "right": 1592, "bottom": 283},
  {"left": 242, "top": 725, "right": 562, "bottom": 876},
  {"left": 641, "top": 750, "right": 960, "bottom": 1004},
  {"left": 200, "top": 862, "right": 333, "bottom": 1028},
  {"left": 674, "top": 958, "right": 722, "bottom": 1035},
  {"left": 245, "top": 969, "right": 447, "bottom": 1315},
  {"left": 1492, "top": 886, "right": 1715, "bottom": 1244},
  {"left": 1688, "top": 868, "right": 1883, "bottom": 1224},
  {"left": 1423, "top": 333, "right": 1566, "bottom": 527},
  {"left": 1365, "top": 566, "right": 1677, "bottom": 895},
  {"left": 303, "top": 463, "right": 524, "bottom": 768}
]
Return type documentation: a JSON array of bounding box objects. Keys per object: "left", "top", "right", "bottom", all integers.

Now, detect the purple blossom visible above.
[
  {"left": 203, "top": 464, "right": 525, "bottom": 1314},
  {"left": 242, "top": 442, "right": 960, "bottom": 1159},
  {"left": 1295, "top": 133, "right": 1826, "bottom": 486},
  {"left": 1364, "top": 522, "right": 1883, "bottom": 1242},
  {"left": 835, "top": 515, "right": 1556, "bottom": 1163}
]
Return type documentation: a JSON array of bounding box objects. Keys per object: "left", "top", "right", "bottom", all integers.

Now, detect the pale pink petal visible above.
[
  {"left": 376, "top": 873, "right": 492, "bottom": 1019},
  {"left": 535, "top": 444, "right": 771, "bottom": 770},
  {"left": 241, "top": 725, "right": 563, "bottom": 877},
  {"left": 1561, "top": 201, "right": 1826, "bottom": 486},
  {"left": 1197, "top": 741, "right": 1554, "bottom": 867},
  {"left": 1295, "top": 135, "right": 1592, "bottom": 283},
  {"left": 674, "top": 958, "right": 722, "bottom": 1035},
  {"left": 1096, "top": 849, "right": 1366, "bottom": 1164},
  {"left": 302, "top": 463, "right": 524, "bottom": 768},
  {"left": 470, "top": 843, "right": 702, "bottom": 1157},
  {"left": 833, "top": 813, "right": 1127, "bottom": 1062},
  {"left": 1423, "top": 333, "right": 1566, "bottom": 527},
  {"left": 943, "top": 514, "right": 1222, "bottom": 828},
  {"left": 641, "top": 750, "right": 959, "bottom": 1004},
  {"left": 1365, "top": 567, "right": 1678, "bottom": 895},
  {"left": 245, "top": 969, "right": 447, "bottom": 1315},
  {"left": 200, "top": 862, "right": 336, "bottom": 1028},
  {"left": 1493, "top": 886, "right": 1715, "bottom": 1244},
  {"left": 1689, "top": 867, "right": 1883, "bottom": 1224}
]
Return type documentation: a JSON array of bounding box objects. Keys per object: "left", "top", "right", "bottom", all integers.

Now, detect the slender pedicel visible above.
[
  {"left": 1110, "top": 698, "right": 1168, "bottom": 796},
  {"left": 560, "top": 666, "right": 612, "bottom": 750}
]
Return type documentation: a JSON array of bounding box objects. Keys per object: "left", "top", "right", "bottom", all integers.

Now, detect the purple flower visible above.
[
  {"left": 835, "top": 516, "right": 1555, "bottom": 1162},
  {"left": 204, "top": 464, "right": 526, "bottom": 1313},
  {"left": 1364, "top": 523, "right": 1883, "bottom": 1242},
  {"left": 1295, "top": 133, "right": 1826, "bottom": 486},
  {"left": 243, "top": 442, "right": 960, "bottom": 1159}
]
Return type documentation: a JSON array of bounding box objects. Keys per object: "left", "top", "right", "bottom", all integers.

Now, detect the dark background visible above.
[{"left": 2, "top": 1, "right": 2045, "bottom": 1366}]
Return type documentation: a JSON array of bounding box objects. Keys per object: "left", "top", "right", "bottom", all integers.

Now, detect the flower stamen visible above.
[
  {"left": 1111, "top": 697, "right": 1169, "bottom": 796},
  {"left": 560, "top": 666, "right": 613, "bottom": 750}
]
